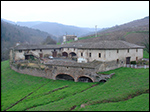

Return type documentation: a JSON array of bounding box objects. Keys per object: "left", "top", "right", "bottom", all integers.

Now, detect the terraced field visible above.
[{"left": 1, "top": 60, "right": 149, "bottom": 111}]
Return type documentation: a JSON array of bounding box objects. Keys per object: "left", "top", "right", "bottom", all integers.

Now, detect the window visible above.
[
  {"left": 32, "top": 49, "right": 36, "bottom": 51},
  {"left": 89, "top": 53, "right": 91, "bottom": 57},
  {"left": 19, "top": 50, "right": 22, "bottom": 53},
  {"left": 81, "top": 52, "right": 83, "bottom": 57},
  {"left": 127, "top": 49, "right": 129, "bottom": 53},
  {"left": 117, "top": 59, "right": 119, "bottom": 64},
  {"left": 117, "top": 49, "right": 119, "bottom": 53},
  {"left": 99, "top": 53, "right": 101, "bottom": 58},
  {"left": 40, "top": 49, "right": 42, "bottom": 52},
  {"left": 136, "top": 49, "right": 138, "bottom": 52},
  {"left": 68, "top": 48, "right": 69, "bottom": 50}
]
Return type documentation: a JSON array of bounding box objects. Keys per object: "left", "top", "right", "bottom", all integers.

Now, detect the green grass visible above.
[
  {"left": 78, "top": 33, "right": 109, "bottom": 41},
  {"left": 56, "top": 42, "right": 61, "bottom": 45},
  {"left": 74, "top": 94, "right": 149, "bottom": 111},
  {"left": 1, "top": 60, "right": 149, "bottom": 111}
]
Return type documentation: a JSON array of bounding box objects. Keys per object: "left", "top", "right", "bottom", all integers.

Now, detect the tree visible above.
[
  {"left": 42, "top": 36, "right": 56, "bottom": 45},
  {"left": 142, "top": 38, "right": 149, "bottom": 53}
]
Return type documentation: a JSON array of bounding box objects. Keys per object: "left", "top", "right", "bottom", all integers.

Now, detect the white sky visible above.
[{"left": 1, "top": 1, "right": 149, "bottom": 28}]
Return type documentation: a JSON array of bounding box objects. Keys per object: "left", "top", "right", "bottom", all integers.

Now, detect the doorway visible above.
[
  {"left": 52, "top": 51, "right": 57, "bottom": 57},
  {"left": 39, "top": 53, "right": 43, "bottom": 58},
  {"left": 126, "top": 57, "right": 131, "bottom": 64}
]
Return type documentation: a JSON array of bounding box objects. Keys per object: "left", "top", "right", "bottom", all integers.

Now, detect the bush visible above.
[{"left": 130, "top": 61, "right": 136, "bottom": 64}]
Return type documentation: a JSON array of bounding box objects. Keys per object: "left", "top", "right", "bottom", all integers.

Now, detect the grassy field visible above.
[{"left": 1, "top": 60, "right": 149, "bottom": 111}]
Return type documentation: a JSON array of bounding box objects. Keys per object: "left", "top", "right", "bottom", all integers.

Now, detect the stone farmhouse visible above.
[
  {"left": 9, "top": 40, "right": 144, "bottom": 82},
  {"left": 63, "top": 35, "right": 78, "bottom": 43}
]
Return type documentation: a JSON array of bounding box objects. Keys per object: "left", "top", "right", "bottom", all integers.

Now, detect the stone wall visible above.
[
  {"left": 10, "top": 63, "right": 99, "bottom": 82},
  {"left": 95, "top": 60, "right": 125, "bottom": 72},
  {"left": 46, "top": 65, "right": 97, "bottom": 82},
  {"left": 10, "top": 65, "right": 48, "bottom": 78}
]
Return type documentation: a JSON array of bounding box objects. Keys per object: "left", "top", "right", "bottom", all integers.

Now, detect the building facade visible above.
[
  {"left": 63, "top": 35, "right": 78, "bottom": 43},
  {"left": 10, "top": 40, "right": 144, "bottom": 64},
  {"left": 9, "top": 40, "right": 144, "bottom": 82}
]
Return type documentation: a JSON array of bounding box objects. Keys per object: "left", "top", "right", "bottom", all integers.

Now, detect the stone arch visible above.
[
  {"left": 77, "top": 76, "right": 93, "bottom": 82},
  {"left": 69, "top": 52, "right": 77, "bottom": 57},
  {"left": 55, "top": 73, "right": 74, "bottom": 81},
  {"left": 62, "top": 52, "right": 68, "bottom": 57},
  {"left": 99, "top": 79, "right": 107, "bottom": 83}
]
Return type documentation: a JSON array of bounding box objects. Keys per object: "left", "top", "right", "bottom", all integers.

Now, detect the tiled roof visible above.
[
  {"left": 12, "top": 40, "right": 144, "bottom": 50},
  {"left": 62, "top": 40, "right": 145, "bottom": 49},
  {"left": 13, "top": 44, "right": 61, "bottom": 50}
]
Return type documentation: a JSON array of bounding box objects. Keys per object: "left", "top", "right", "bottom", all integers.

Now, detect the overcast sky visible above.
[{"left": 1, "top": 1, "right": 149, "bottom": 28}]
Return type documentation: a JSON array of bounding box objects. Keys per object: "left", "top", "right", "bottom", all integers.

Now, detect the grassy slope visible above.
[
  {"left": 1, "top": 60, "right": 149, "bottom": 111},
  {"left": 29, "top": 67, "right": 149, "bottom": 111},
  {"left": 75, "top": 94, "right": 149, "bottom": 111}
]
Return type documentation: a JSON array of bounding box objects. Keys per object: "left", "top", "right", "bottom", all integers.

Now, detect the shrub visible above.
[{"left": 130, "top": 61, "right": 136, "bottom": 64}]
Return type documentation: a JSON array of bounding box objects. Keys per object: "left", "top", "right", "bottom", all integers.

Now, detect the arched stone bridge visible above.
[
  {"left": 10, "top": 60, "right": 115, "bottom": 83},
  {"left": 44, "top": 60, "right": 114, "bottom": 82}
]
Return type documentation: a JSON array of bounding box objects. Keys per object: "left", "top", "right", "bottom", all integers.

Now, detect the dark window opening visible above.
[
  {"left": 89, "top": 53, "right": 91, "bottom": 57},
  {"left": 99, "top": 53, "right": 101, "bottom": 58},
  {"left": 32, "top": 49, "right": 36, "bottom": 51},
  {"left": 40, "top": 49, "right": 42, "bottom": 52},
  {"left": 81, "top": 52, "right": 83, "bottom": 57},
  {"left": 19, "top": 50, "right": 22, "bottom": 53},
  {"left": 136, "top": 49, "right": 138, "bottom": 52},
  {"left": 128, "top": 49, "right": 129, "bottom": 53},
  {"left": 117, "top": 50, "right": 119, "bottom": 53}
]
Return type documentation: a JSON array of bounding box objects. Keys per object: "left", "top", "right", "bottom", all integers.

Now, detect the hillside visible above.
[
  {"left": 16, "top": 21, "right": 101, "bottom": 38},
  {"left": 1, "top": 60, "right": 149, "bottom": 111},
  {"left": 1, "top": 20, "right": 56, "bottom": 61},
  {"left": 73, "top": 16, "right": 149, "bottom": 46}
]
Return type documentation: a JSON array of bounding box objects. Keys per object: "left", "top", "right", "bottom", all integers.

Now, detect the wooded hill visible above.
[
  {"left": 74, "top": 16, "right": 149, "bottom": 46},
  {"left": 1, "top": 20, "right": 56, "bottom": 61},
  {"left": 16, "top": 21, "right": 100, "bottom": 38}
]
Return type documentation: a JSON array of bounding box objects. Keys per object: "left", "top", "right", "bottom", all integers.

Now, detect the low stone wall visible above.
[
  {"left": 10, "top": 65, "right": 48, "bottom": 79},
  {"left": 95, "top": 60, "right": 124, "bottom": 72}
]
